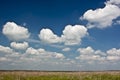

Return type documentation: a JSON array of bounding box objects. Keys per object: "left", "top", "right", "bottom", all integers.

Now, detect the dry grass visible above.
[{"left": 0, "top": 71, "right": 120, "bottom": 80}]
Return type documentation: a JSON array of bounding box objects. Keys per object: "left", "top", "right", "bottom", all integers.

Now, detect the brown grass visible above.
[{"left": 0, "top": 71, "right": 120, "bottom": 80}]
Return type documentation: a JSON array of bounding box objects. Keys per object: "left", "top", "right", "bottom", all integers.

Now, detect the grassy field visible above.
[{"left": 0, "top": 71, "right": 120, "bottom": 80}]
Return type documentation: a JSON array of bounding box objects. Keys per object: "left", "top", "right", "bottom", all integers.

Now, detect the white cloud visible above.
[
  {"left": 107, "top": 48, "right": 120, "bottom": 61},
  {"left": 0, "top": 45, "right": 21, "bottom": 59},
  {"left": 25, "top": 47, "right": 65, "bottom": 59},
  {"left": 10, "top": 42, "right": 29, "bottom": 50},
  {"left": 107, "top": 48, "right": 120, "bottom": 56},
  {"left": 76, "top": 46, "right": 120, "bottom": 62},
  {"left": 77, "top": 46, "right": 94, "bottom": 55},
  {"left": 0, "top": 45, "right": 67, "bottom": 70},
  {"left": 2, "top": 22, "right": 30, "bottom": 41},
  {"left": 61, "top": 25, "right": 88, "bottom": 45},
  {"left": 107, "top": 0, "right": 120, "bottom": 5},
  {"left": 76, "top": 46, "right": 106, "bottom": 61},
  {"left": 0, "top": 44, "right": 120, "bottom": 70},
  {"left": 39, "top": 25, "right": 88, "bottom": 45},
  {"left": 38, "top": 28, "right": 61, "bottom": 44},
  {"left": 0, "top": 57, "right": 10, "bottom": 62},
  {"left": 62, "top": 47, "right": 71, "bottom": 52},
  {"left": 0, "top": 45, "right": 13, "bottom": 54},
  {"left": 54, "top": 52, "right": 65, "bottom": 59},
  {"left": 37, "top": 48, "right": 46, "bottom": 53},
  {"left": 26, "top": 47, "right": 40, "bottom": 55},
  {"left": 0, "top": 45, "right": 47, "bottom": 63},
  {"left": 107, "top": 56, "right": 120, "bottom": 61},
  {"left": 81, "top": 2, "right": 120, "bottom": 29},
  {"left": 0, "top": 45, "right": 18, "bottom": 62}
]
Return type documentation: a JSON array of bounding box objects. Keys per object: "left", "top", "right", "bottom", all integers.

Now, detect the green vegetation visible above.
[{"left": 0, "top": 71, "right": 120, "bottom": 80}]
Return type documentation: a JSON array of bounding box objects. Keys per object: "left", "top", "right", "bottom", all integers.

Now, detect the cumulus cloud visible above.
[
  {"left": 107, "top": 0, "right": 120, "bottom": 5},
  {"left": 38, "top": 28, "right": 61, "bottom": 44},
  {"left": 0, "top": 45, "right": 21, "bottom": 60},
  {"left": 0, "top": 45, "right": 13, "bottom": 54},
  {"left": 76, "top": 46, "right": 120, "bottom": 62},
  {"left": 76, "top": 46, "right": 105, "bottom": 61},
  {"left": 53, "top": 52, "right": 65, "bottom": 59},
  {"left": 61, "top": 25, "right": 88, "bottom": 45},
  {"left": 107, "top": 48, "right": 120, "bottom": 61},
  {"left": 25, "top": 47, "right": 65, "bottom": 59},
  {"left": 0, "top": 45, "right": 67, "bottom": 70},
  {"left": 0, "top": 44, "right": 120, "bottom": 70},
  {"left": 39, "top": 25, "right": 88, "bottom": 45},
  {"left": 0, "top": 45, "right": 17, "bottom": 62},
  {"left": 81, "top": 0, "right": 120, "bottom": 29},
  {"left": 0, "top": 45, "right": 65, "bottom": 61},
  {"left": 10, "top": 42, "right": 29, "bottom": 50},
  {"left": 77, "top": 46, "right": 94, "bottom": 55},
  {"left": 62, "top": 47, "right": 71, "bottom": 52},
  {"left": 26, "top": 47, "right": 42, "bottom": 55},
  {"left": 2, "top": 22, "right": 30, "bottom": 41}
]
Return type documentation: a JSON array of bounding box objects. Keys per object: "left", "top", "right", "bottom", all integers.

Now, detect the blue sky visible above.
[{"left": 0, "top": 0, "right": 120, "bottom": 71}]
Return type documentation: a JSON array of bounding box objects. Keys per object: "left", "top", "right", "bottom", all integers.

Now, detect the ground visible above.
[{"left": 0, "top": 71, "right": 120, "bottom": 80}]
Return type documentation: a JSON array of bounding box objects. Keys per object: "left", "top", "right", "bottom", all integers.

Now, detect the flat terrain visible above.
[{"left": 0, "top": 71, "right": 120, "bottom": 80}]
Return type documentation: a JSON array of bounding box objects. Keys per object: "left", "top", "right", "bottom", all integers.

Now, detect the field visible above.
[{"left": 0, "top": 71, "right": 120, "bottom": 80}]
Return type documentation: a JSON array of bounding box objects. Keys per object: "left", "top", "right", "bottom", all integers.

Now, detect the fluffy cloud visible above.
[
  {"left": 77, "top": 46, "right": 94, "bottom": 55},
  {"left": 61, "top": 25, "right": 88, "bottom": 45},
  {"left": 107, "top": 48, "right": 120, "bottom": 61},
  {"left": 0, "top": 45, "right": 21, "bottom": 60},
  {"left": 76, "top": 46, "right": 105, "bottom": 61},
  {"left": 26, "top": 47, "right": 43, "bottom": 55},
  {"left": 0, "top": 45, "right": 67, "bottom": 69},
  {"left": 10, "top": 42, "right": 29, "bottom": 50},
  {"left": 39, "top": 25, "right": 88, "bottom": 45},
  {"left": 107, "top": 48, "right": 120, "bottom": 56},
  {"left": 107, "top": 0, "right": 120, "bottom": 5},
  {"left": 0, "top": 45, "right": 13, "bottom": 54},
  {"left": 0, "top": 44, "right": 120, "bottom": 70},
  {"left": 76, "top": 46, "right": 120, "bottom": 62},
  {"left": 53, "top": 53, "right": 65, "bottom": 59},
  {"left": 25, "top": 47, "right": 65, "bottom": 59},
  {"left": 2, "top": 22, "right": 30, "bottom": 41},
  {"left": 62, "top": 47, "right": 71, "bottom": 52},
  {"left": 38, "top": 28, "right": 61, "bottom": 44},
  {"left": 0, "top": 44, "right": 65, "bottom": 61},
  {"left": 81, "top": 0, "right": 120, "bottom": 29},
  {"left": 0, "top": 45, "right": 16, "bottom": 62}
]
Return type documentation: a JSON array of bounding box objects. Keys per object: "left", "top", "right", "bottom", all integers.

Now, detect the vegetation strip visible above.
[{"left": 0, "top": 71, "right": 120, "bottom": 80}]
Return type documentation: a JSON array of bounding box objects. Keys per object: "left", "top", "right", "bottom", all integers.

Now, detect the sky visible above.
[{"left": 0, "top": 0, "right": 120, "bottom": 71}]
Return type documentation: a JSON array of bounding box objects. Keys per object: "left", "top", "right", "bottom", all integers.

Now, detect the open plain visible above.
[{"left": 0, "top": 70, "right": 120, "bottom": 80}]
